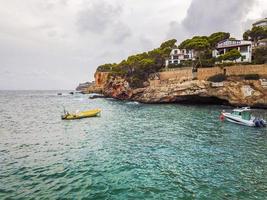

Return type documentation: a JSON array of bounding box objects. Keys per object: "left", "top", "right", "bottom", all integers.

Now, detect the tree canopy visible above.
[
  {"left": 179, "top": 32, "right": 230, "bottom": 50},
  {"left": 96, "top": 39, "right": 177, "bottom": 88},
  {"left": 179, "top": 36, "right": 210, "bottom": 51},
  {"left": 218, "top": 49, "right": 241, "bottom": 62},
  {"left": 160, "top": 39, "right": 177, "bottom": 49},
  {"left": 208, "top": 32, "right": 230, "bottom": 47},
  {"left": 243, "top": 26, "right": 267, "bottom": 41},
  {"left": 95, "top": 32, "right": 236, "bottom": 86}
]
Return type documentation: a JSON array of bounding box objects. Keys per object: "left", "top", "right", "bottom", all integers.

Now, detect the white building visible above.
[
  {"left": 165, "top": 48, "right": 195, "bottom": 67},
  {"left": 253, "top": 18, "right": 267, "bottom": 28},
  {"left": 212, "top": 39, "right": 252, "bottom": 63}
]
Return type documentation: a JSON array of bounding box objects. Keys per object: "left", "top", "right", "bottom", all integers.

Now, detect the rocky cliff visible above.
[
  {"left": 76, "top": 82, "right": 93, "bottom": 91},
  {"left": 102, "top": 77, "right": 267, "bottom": 108},
  {"left": 84, "top": 65, "right": 267, "bottom": 108},
  {"left": 76, "top": 72, "right": 109, "bottom": 94}
]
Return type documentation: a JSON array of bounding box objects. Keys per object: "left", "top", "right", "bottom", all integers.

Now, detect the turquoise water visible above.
[{"left": 0, "top": 91, "right": 267, "bottom": 199}]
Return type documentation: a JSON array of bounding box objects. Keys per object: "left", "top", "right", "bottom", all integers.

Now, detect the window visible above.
[
  {"left": 173, "top": 55, "right": 178, "bottom": 59},
  {"left": 174, "top": 50, "right": 178, "bottom": 54},
  {"left": 240, "top": 46, "right": 248, "bottom": 53},
  {"left": 184, "top": 55, "right": 189, "bottom": 59},
  {"left": 219, "top": 50, "right": 224, "bottom": 55}
]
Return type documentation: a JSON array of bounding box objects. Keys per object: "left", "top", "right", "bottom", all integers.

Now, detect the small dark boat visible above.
[{"left": 89, "top": 95, "right": 105, "bottom": 99}]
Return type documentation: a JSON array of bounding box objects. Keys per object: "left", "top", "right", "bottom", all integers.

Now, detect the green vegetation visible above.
[
  {"left": 207, "top": 74, "right": 227, "bottom": 82},
  {"left": 208, "top": 73, "right": 260, "bottom": 82},
  {"left": 216, "top": 62, "right": 251, "bottom": 67},
  {"left": 244, "top": 74, "right": 260, "bottom": 80},
  {"left": 218, "top": 49, "right": 242, "bottom": 62},
  {"left": 253, "top": 47, "right": 267, "bottom": 64},
  {"left": 96, "top": 39, "right": 177, "bottom": 88},
  {"left": 207, "top": 32, "right": 230, "bottom": 48},
  {"left": 96, "top": 32, "right": 232, "bottom": 87},
  {"left": 96, "top": 28, "right": 266, "bottom": 88},
  {"left": 178, "top": 32, "right": 230, "bottom": 67},
  {"left": 97, "top": 63, "right": 117, "bottom": 72},
  {"left": 243, "top": 26, "right": 267, "bottom": 41},
  {"left": 243, "top": 26, "right": 267, "bottom": 64}
]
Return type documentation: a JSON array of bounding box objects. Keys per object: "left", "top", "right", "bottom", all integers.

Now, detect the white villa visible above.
[
  {"left": 212, "top": 39, "right": 252, "bottom": 63},
  {"left": 165, "top": 48, "right": 195, "bottom": 67}
]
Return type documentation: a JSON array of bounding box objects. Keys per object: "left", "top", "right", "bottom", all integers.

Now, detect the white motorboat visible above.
[{"left": 221, "top": 107, "right": 266, "bottom": 127}]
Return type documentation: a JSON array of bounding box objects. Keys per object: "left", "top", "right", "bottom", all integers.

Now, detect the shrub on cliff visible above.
[
  {"left": 199, "top": 58, "right": 216, "bottom": 68},
  {"left": 179, "top": 36, "right": 210, "bottom": 70},
  {"left": 243, "top": 26, "right": 267, "bottom": 41},
  {"left": 244, "top": 74, "right": 260, "bottom": 80},
  {"left": 97, "top": 63, "right": 117, "bottom": 72},
  {"left": 160, "top": 39, "right": 177, "bottom": 49},
  {"left": 207, "top": 74, "right": 227, "bottom": 82},
  {"left": 96, "top": 39, "right": 178, "bottom": 88},
  {"left": 253, "top": 47, "right": 267, "bottom": 64},
  {"left": 217, "top": 49, "right": 241, "bottom": 62},
  {"left": 208, "top": 32, "right": 230, "bottom": 47},
  {"left": 167, "top": 63, "right": 183, "bottom": 68},
  {"left": 178, "top": 32, "right": 230, "bottom": 68}
]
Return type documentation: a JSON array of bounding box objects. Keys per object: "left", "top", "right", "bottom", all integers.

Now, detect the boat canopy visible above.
[
  {"left": 232, "top": 107, "right": 251, "bottom": 112},
  {"left": 231, "top": 108, "right": 252, "bottom": 120}
]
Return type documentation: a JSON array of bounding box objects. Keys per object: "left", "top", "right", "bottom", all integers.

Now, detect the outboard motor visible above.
[
  {"left": 254, "top": 119, "right": 262, "bottom": 127},
  {"left": 260, "top": 119, "right": 266, "bottom": 127}
]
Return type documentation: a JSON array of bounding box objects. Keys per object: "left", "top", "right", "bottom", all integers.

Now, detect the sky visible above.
[{"left": 0, "top": 0, "right": 266, "bottom": 90}]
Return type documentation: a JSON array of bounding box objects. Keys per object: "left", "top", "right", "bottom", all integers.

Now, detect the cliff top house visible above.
[
  {"left": 212, "top": 39, "right": 252, "bottom": 63},
  {"left": 251, "top": 18, "right": 267, "bottom": 48},
  {"left": 165, "top": 48, "right": 195, "bottom": 67}
]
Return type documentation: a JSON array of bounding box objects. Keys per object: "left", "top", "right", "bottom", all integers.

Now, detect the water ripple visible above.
[{"left": 0, "top": 91, "right": 266, "bottom": 199}]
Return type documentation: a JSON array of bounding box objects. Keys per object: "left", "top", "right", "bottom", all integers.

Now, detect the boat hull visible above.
[
  {"left": 222, "top": 113, "right": 255, "bottom": 127},
  {"left": 62, "top": 109, "right": 101, "bottom": 120}
]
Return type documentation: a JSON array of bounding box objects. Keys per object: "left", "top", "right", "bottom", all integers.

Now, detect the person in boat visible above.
[
  {"left": 220, "top": 110, "right": 225, "bottom": 121},
  {"left": 63, "top": 108, "right": 70, "bottom": 116}
]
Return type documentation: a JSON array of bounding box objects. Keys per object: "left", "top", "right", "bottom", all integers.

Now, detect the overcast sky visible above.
[{"left": 0, "top": 0, "right": 266, "bottom": 90}]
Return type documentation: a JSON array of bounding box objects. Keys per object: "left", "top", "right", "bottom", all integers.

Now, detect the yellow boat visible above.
[{"left": 61, "top": 109, "right": 101, "bottom": 120}]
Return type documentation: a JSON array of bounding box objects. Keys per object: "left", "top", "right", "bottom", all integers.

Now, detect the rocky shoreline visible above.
[
  {"left": 79, "top": 64, "right": 267, "bottom": 108},
  {"left": 99, "top": 77, "right": 267, "bottom": 108}
]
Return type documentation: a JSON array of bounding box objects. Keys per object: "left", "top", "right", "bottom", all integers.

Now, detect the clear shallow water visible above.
[{"left": 0, "top": 91, "right": 266, "bottom": 199}]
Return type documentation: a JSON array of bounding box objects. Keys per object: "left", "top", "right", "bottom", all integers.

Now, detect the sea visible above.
[{"left": 0, "top": 90, "right": 266, "bottom": 199}]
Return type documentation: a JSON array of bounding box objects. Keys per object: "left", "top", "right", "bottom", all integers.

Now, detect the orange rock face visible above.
[{"left": 102, "top": 76, "right": 267, "bottom": 107}]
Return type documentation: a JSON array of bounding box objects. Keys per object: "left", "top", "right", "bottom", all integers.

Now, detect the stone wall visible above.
[
  {"left": 93, "top": 65, "right": 267, "bottom": 88},
  {"left": 158, "top": 64, "right": 267, "bottom": 81},
  {"left": 197, "top": 64, "right": 267, "bottom": 80},
  {"left": 159, "top": 68, "right": 192, "bottom": 81}
]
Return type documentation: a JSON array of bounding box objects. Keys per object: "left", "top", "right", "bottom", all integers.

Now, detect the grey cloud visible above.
[
  {"left": 1, "top": 0, "right": 266, "bottom": 90},
  {"left": 243, "top": 9, "right": 267, "bottom": 31},
  {"left": 111, "top": 22, "right": 132, "bottom": 43},
  {"left": 38, "top": 0, "right": 57, "bottom": 10},
  {"left": 167, "top": 21, "right": 188, "bottom": 42},
  {"left": 76, "top": 1, "right": 122, "bottom": 34},
  {"left": 37, "top": 0, "right": 69, "bottom": 10},
  {"left": 138, "top": 36, "right": 153, "bottom": 51},
  {"left": 261, "top": 10, "right": 267, "bottom": 18},
  {"left": 168, "top": 0, "right": 257, "bottom": 40}
]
